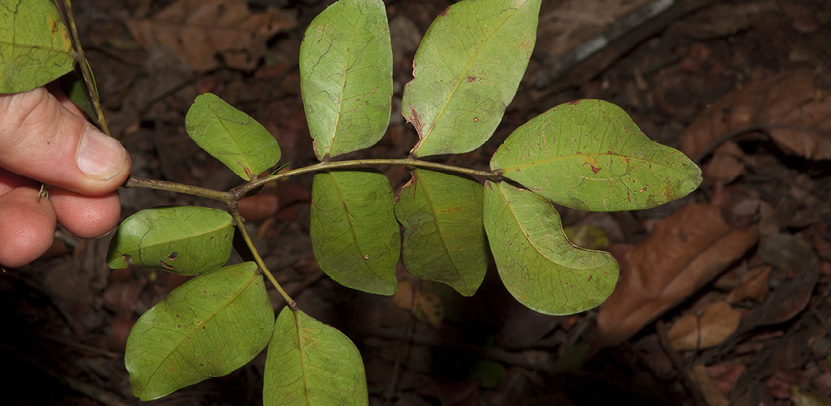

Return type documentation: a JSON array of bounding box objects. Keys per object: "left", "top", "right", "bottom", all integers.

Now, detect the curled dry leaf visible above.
[
  {"left": 725, "top": 266, "right": 770, "bottom": 303},
  {"left": 737, "top": 259, "right": 818, "bottom": 334},
  {"left": 126, "top": 0, "right": 295, "bottom": 71},
  {"left": 595, "top": 203, "right": 758, "bottom": 348},
  {"left": 680, "top": 70, "right": 831, "bottom": 161},
  {"left": 668, "top": 300, "right": 742, "bottom": 351},
  {"left": 704, "top": 141, "right": 746, "bottom": 184}
]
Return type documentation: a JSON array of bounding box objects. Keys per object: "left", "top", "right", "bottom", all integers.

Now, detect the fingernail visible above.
[{"left": 76, "top": 126, "right": 126, "bottom": 180}]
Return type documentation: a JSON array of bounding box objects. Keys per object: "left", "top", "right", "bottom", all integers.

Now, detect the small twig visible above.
[
  {"left": 655, "top": 320, "right": 707, "bottom": 406},
  {"left": 62, "top": 0, "right": 110, "bottom": 136},
  {"left": 125, "top": 177, "right": 234, "bottom": 202}
]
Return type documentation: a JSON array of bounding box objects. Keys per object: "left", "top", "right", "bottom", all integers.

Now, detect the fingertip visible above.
[
  {"left": 0, "top": 188, "right": 57, "bottom": 268},
  {"left": 50, "top": 189, "right": 121, "bottom": 238},
  {"left": 75, "top": 126, "right": 131, "bottom": 191}
]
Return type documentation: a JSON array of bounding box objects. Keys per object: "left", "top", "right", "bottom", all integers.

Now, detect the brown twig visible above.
[{"left": 655, "top": 320, "right": 707, "bottom": 406}]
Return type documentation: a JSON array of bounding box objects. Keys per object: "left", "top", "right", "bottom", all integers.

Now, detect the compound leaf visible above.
[
  {"left": 185, "top": 93, "right": 281, "bottom": 180},
  {"left": 491, "top": 100, "right": 702, "bottom": 211},
  {"left": 107, "top": 206, "right": 234, "bottom": 275},
  {"left": 402, "top": 0, "right": 541, "bottom": 158},
  {"left": 310, "top": 170, "right": 399, "bottom": 295},
  {"left": 394, "top": 169, "right": 486, "bottom": 296},
  {"left": 300, "top": 0, "right": 392, "bottom": 161},
  {"left": 125, "top": 262, "right": 273, "bottom": 400},
  {"left": 0, "top": 0, "right": 74, "bottom": 93},
  {"left": 483, "top": 181, "right": 618, "bottom": 315},
  {"left": 264, "top": 307, "right": 368, "bottom": 406}
]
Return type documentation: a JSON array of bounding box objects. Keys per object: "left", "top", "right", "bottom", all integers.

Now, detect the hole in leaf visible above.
[
  {"left": 160, "top": 260, "right": 174, "bottom": 271},
  {"left": 168, "top": 252, "right": 178, "bottom": 260},
  {"left": 121, "top": 254, "right": 133, "bottom": 264}
]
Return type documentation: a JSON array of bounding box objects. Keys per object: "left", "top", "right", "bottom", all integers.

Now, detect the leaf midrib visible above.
[
  {"left": 327, "top": 172, "right": 384, "bottom": 281},
  {"left": 326, "top": 13, "right": 360, "bottom": 159},
  {"left": 417, "top": 171, "right": 469, "bottom": 292},
  {"left": 496, "top": 183, "right": 609, "bottom": 272},
  {"left": 204, "top": 97, "right": 254, "bottom": 177},
  {"left": 414, "top": 4, "right": 521, "bottom": 155},
  {"left": 496, "top": 151, "right": 688, "bottom": 174},
  {"left": 141, "top": 267, "right": 259, "bottom": 395}
]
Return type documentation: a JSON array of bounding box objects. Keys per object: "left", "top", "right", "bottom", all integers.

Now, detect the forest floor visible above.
[{"left": 2, "top": 0, "right": 830, "bottom": 405}]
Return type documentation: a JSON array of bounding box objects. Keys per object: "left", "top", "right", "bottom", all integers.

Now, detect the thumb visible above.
[{"left": 0, "top": 87, "right": 130, "bottom": 196}]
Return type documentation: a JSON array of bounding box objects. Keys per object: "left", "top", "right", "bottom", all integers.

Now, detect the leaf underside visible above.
[
  {"left": 0, "top": 0, "right": 74, "bottom": 93},
  {"left": 483, "top": 181, "right": 619, "bottom": 315},
  {"left": 106, "top": 206, "right": 234, "bottom": 275},
  {"left": 395, "top": 168, "right": 487, "bottom": 296},
  {"left": 264, "top": 307, "right": 368, "bottom": 406},
  {"left": 185, "top": 93, "right": 282, "bottom": 180},
  {"left": 402, "top": 0, "right": 541, "bottom": 157},
  {"left": 310, "top": 170, "right": 399, "bottom": 295},
  {"left": 125, "top": 262, "right": 274, "bottom": 400},
  {"left": 491, "top": 99, "right": 702, "bottom": 211},
  {"left": 300, "top": 0, "right": 393, "bottom": 161}
]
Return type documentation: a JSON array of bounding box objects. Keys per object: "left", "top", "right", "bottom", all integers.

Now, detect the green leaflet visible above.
[
  {"left": 0, "top": 0, "right": 75, "bottom": 93},
  {"left": 264, "top": 307, "right": 368, "bottom": 406},
  {"left": 483, "top": 181, "right": 618, "bottom": 315},
  {"left": 402, "top": 0, "right": 541, "bottom": 157},
  {"left": 310, "top": 170, "right": 399, "bottom": 295},
  {"left": 185, "top": 93, "right": 282, "bottom": 180},
  {"left": 125, "top": 262, "right": 273, "bottom": 400},
  {"left": 491, "top": 100, "right": 702, "bottom": 211},
  {"left": 394, "top": 169, "right": 487, "bottom": 296},
  {"left": 300, "top": 0, "right": 392, "bottom": 161},
  {"left": 106, "top": 206, "right": 234, "bottom": 275}
]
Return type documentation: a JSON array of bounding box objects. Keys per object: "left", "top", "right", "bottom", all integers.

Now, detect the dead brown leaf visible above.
[
  {"left": 680, "top": 70, "right": 831, "bottom": 161},
  {"left": 126, "top": 0, "right": 295, "bottom": 71},
  {"left": 725, "top": 266, "right": 770, "bottom": 303},
  {"left": 238, "top": 193, "right": 279, "bottom": 222},
  {"left": 704, "top": 141, "right": 746, "bottom": 184},
  {"left": 595, "top": 203, "right": 759, "bottom": 347},
  {"left": 706, "top": 363, "right": 746, "bottom": 397},
  {"left": 689, "top": 364, "right": 730, "bottom": 406},
  {"left": 668, "top": 300, "right": 742, "bottom": 350}
]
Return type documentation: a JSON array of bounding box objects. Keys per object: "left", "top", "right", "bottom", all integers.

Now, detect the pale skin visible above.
[{"left": 0, "top": 85, "right": 131, "bottom": 268}]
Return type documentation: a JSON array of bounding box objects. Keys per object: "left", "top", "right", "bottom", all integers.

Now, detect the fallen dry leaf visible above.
[
  {"left": 126, "top": 0, "right": 294, "bottom": 71},
  {"left": 668, "top": 300, "right": 742, "bottom": 350},
  {"left": 737, "top": 259, "right": 818, "bottom": 334},
  {"left": 680, "top": 70, "right": 831, "bottom": 161},
  {"left": 725, "top": 266, "right": 770, "bottom": 303},
  {"left": 704, "top": 141, "right": 746, "bottom": 184},
  {"left": 596, "top": 203, "right": 758, "bottom": 347},
  {"left": 238, "top": 193, "right": 279, "bottom": 222},
  {"left": 706, "top": 363, "right": 746, "bottom": 397},
  {"left": 689, "top": 364, "right": 730, "bottom": 406}
]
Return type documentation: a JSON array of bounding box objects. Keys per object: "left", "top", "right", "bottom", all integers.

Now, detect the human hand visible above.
[{"left": 0, "top": 86, "right": 131, "bottom": 268}]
